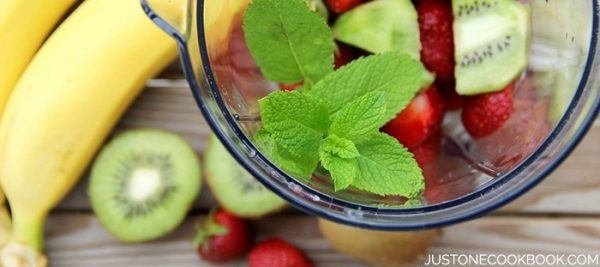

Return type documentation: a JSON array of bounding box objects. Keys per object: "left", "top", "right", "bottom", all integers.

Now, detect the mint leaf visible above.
[
  {"left": 352, "top": 132, "right": 424, "bottom": 197},
  {"left": 330, "top": 91, "right": 387, "bottom": 142},
  {"left": 319, "top": 134, "right": 359, "bottom": 159},
  {"left": 243, "top": 0, "right": 335, "bottom": 86},
  {"left": 320, "top": 152, "right": 357, "bottom": 191},
  {"left": 306, "top": 52, "right": 423, "bottom": 121},
  {"left": 254, "top": 128, "right": 316, "bottom": 177},
  {"left": 259, "top": 91, "right": 329, "bottom": 170}
]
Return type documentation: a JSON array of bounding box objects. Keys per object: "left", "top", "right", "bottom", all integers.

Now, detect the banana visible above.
[
  {"left": 0, "top": 191, "right": 9, "bottom": 246},
  {"left": 0, "top": 1, "right": 79, "bottom": 247},
  {"left": 0, "top": 0, "right": 78, "bottom": 114},
  {"left": 0, "top": 0, "right": 177, "bottom": 265}
]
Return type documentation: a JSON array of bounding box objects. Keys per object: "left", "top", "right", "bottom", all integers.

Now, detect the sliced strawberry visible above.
[
  {"left": 410, "top": 130, "right": 442, "bottom": 166},
  {"left": 416, "top": 0, "right": 455, "bottom": 83},
  {"left": 383, "top": 86, "right": 446, "bottom": 149},
  {"left": 462, "top": 83, "right": 514, "bottom": 138},
  {"left": 334, "top": 43, "right": 357, "bottom": 69},
  {"left": 279, "top": 82, "right": 303, "bottom": 91},
  {"left": 325, "top": 0, "right": 365, "bottom": 14}
]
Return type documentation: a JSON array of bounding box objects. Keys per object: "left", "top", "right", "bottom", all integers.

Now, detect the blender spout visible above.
[{"left": 140, "top": 0, "right": 193, "bottom": 43}]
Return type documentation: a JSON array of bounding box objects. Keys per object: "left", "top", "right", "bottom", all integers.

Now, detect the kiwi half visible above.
[
  {"left": 204, "top": 136, "right": 286, "bottom": 218},
  {"left": 89, "top": 129, "right": 201, "bottom": 242},
  {"left": 453, "top": 0, "right": 530, "bottom": 95}
]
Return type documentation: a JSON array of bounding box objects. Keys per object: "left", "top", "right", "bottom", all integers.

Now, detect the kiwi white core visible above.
[
  {"left": 127, "top": 168, "right": 162, "bottom": 202},
  {"left": 455, "top": 13, "right": 511, "bottom": 53}
]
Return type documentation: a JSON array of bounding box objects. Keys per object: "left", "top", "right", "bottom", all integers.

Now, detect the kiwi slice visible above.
[
  {"left": 89, "top": 129, "right": 201, "bottom": 242},
  {"left": 204, "top": 136, "right": 286, "bottom": 218},
  {"left": 453, "top": 0, "right": 530, "bottom": 95},
  {"left": 333, "top": 0, "right": 421, "bottom": 58},
  {"left": 333, "top": 0, "right": 434, "bottom": 88}
]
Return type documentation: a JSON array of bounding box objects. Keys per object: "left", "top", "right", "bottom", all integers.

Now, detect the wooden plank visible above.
[
  {"left": 44, "top": 214, "right": 600, "bottom": 266},
  {"left": 502, "top": 127, "right": 600, "bottom": 213},
  {"left": 56, "top": 80, "right": 600, "bottom": 214},
  {"left": 45, "top": 214, "right": 362, "bottom": 267}
]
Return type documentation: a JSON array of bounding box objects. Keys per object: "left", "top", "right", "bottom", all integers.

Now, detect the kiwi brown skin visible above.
[
  {"left": 203, "top": 136, "right": 287, "bottom": 219},
  {"left": 318, "top": 218, "right": 442, "bottom": 267}
]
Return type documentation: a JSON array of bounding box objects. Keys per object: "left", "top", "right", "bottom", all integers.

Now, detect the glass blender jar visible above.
[{"left": 141, "top": 0, "right": 600, "bottom": 230}]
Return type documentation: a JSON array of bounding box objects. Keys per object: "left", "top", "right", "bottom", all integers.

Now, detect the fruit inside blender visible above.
[{"left": 208, "top": 0, "right": 590, "bottom": 207}]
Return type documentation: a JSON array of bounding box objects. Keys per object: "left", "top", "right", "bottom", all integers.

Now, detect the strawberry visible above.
[
  {"left": 279, "top": 82, "right": 303, "bottom": 91},
  {"left": 410, "top": 130, "right": 442, "bottom": 166},
  {"left": 416, "top": 0, "right": 455, "bottom": 83},
  {"left": 334, "top": 43, "right": 356, "bottom": 69},
  {"left": 325, "top": 0, "right": 365, "bottom": 14},
  {"left": 248, "top": 238, "right": 314, "bottom": 267},
  {"left": 461, "top": 83, "right": 514, "bottom": 138},
  {"left": 437, "top": 79, "right": 465, "bottom": 110},
  {"left": 383, "top": 86, "right": 446, "bottom": 149},
  {"left": 195, "top": 209, "right": 254, "bottom": 263}
]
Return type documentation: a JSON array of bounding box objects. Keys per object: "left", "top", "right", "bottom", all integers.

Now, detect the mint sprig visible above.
[
  {"left": 307, "top": 52, "right": 423, "bottom": 121},
  {"left": 245, "top": 0, "right": 425, "bottom": 197},
  {"left": 243, "top": 0, "right": 335, "bottom": 87}
]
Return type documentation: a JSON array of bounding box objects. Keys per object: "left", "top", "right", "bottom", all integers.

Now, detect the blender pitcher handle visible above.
[{"left": 141, "top": 0, "right": 193, "bottom": 43}]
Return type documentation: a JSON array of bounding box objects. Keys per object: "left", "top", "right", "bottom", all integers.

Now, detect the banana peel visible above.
[{"left": 0, "top": 190, "right": 9, "bottom": 247}]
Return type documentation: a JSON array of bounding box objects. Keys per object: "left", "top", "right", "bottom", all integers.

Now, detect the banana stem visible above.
[{"left": 10, "top": 210, "right": 44, "bottom": 252}]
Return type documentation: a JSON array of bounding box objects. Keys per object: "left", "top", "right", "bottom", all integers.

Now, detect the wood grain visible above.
[{"left": 44, "top": 214, "right": 600, "bottom": 267}]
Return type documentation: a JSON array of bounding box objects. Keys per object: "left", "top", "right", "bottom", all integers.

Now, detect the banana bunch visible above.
[
  {"left": 0, "top": 0, "right": 177, "bottom": 265},
  {"left": 0, "top": 0, "right": 79, "bottom": 250}
]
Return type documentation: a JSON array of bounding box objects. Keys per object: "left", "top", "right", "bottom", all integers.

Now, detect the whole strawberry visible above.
[
  {"left": 248, "top": 238, "right": 314, "bottom": 267},
  {"left": 325, "top": 0, "right": 364, "bottom": 14},
  {"left": 195, "top": 209, "right": 254, "bottom": 263},
  {"left": 383, "top": 86, "right": 446, "bottom": 149},
  {"left": 410, "top": 130, "right": 442, "bottom": 166},
  {"left": 416, "top": 0, "right": 455, "bottom": 83},
  {"left": 462, "top": 83, "right": 514, "bottom": 138}
]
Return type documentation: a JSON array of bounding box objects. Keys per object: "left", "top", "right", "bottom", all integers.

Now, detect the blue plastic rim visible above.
[{"left": 143, "top": 0, "right": 600, "bottom": 230}]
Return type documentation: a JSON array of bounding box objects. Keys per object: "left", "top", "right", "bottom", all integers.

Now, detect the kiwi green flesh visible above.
[
  {"left": 89, "top": 129, "right": 201, "bottom": 242},
  {"left": 205, "top": 136, "right": 286, "bottom": 218},
  {"left": 333, "top": 0, "right": 421, "bottom": 59},
  {"left": 453, "top": 0, "right": 530, "bottom": 95}
]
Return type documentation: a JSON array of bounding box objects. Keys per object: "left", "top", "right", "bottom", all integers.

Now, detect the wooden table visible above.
[{"left": 45, "top": 71, "right": 600, "bottom": 266}]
